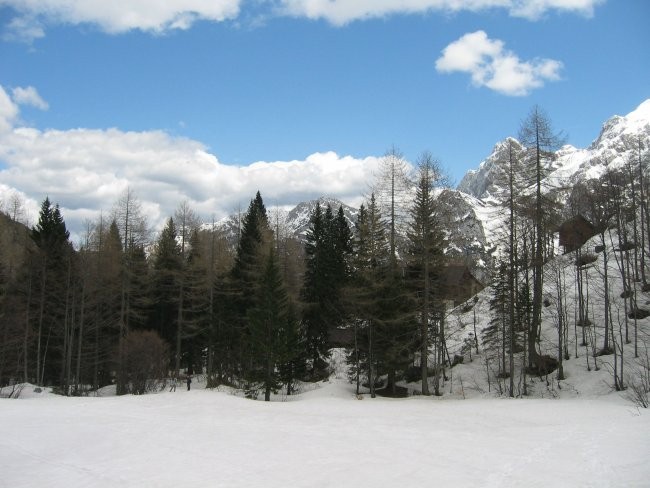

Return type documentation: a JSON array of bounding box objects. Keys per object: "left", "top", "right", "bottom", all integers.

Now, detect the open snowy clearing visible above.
[{"left": 1, "top": 378, "right": 649, "bottom": 488}]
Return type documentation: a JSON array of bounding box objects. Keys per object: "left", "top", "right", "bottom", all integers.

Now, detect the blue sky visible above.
[{"left": 0, "top": 0, "right": 648, "bottom": 239}]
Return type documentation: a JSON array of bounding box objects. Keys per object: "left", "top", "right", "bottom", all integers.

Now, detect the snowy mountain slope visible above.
[
  {"left": 450, "top": 99, "right": 650, "bottom": 280},
  {"left": 209, "top": 196, "right": 358, "bottom": 246},
  {"left": 459, "top": 99, "right": 650, "bottom": 200},
  {"left": 284, "top": 196, "right": 358, "bottom": 240},
  {"left": 445, "top": 227, "right": 650, "bottom": 400}
]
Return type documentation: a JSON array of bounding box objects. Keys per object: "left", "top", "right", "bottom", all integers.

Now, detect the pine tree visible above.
[{"left": 373, "top": 268, "right": 417, "bottom": 396}]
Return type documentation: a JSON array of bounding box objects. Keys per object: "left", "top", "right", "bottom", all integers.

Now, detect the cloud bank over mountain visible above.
[{"left": 0, "top": 84, "right": 379, "bottom": 242}]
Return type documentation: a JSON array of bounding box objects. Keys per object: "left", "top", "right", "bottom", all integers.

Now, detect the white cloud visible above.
[
  {"left": 12, "top": 86, "right": 49, "bottom": 110},
  {"left": 0, "top": 0, "right": 604, "bottom": 40},
  {"left": 0, "top": 86, "right": 19, "bottom": 132},
  {"left": 2, "top": 15, "right": 44, "bottom": 43},
  {"left": 1, "top": 0, "right": 241, "bottom": 40},
  {"left": 277, "top": 0, "right": 603, "bottom": 25},
  {"left": 0, "top": 85, "right": 380, "bottom": 243},
  {"left": 510, "top": 0, "right": 603, "bottom": 20},
  {"left": 435, "top": 30, "right": 562, "bottom": 96}
]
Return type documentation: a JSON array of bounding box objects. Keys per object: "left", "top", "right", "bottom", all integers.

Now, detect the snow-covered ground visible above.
[{"left": 1, "top": 376, "right": 648, "bottom": 488}]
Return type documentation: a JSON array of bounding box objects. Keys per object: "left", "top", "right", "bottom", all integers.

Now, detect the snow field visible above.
[{"left": 1, "top": 378, "right": 649, "bottom": 488}]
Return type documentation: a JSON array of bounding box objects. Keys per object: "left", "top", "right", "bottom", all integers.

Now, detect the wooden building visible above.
[
  {"left": 440, "top": 264, "right": 485, "bottom": 309},
  {"left": 558, "top": 215, "right": 597, "bottom": 254}
]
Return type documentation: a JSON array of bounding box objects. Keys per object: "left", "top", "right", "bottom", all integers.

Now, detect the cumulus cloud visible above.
[
  {"left": 2, "top": 15, "right": 44, "bottom": 43},
  {"left": 0, "top": 84, "right": 380, "bottom": 243},
  {"left": 11, "top": 86, "right": 49, "bottom": 110},
  {"left": 0, "top": 85, "right": 49, "bottom": 132},
  {"left": 435, "top": 30, "right": 562, "bottom": 96},
  {"left": 1, "top": 0, "right": 241, "bottom": 41},
  {"left": 0, "top": 86, "right": 19, "bottom": 132},
  {"left": 277, "top": 0, "right": 603, "bottom": 25}
]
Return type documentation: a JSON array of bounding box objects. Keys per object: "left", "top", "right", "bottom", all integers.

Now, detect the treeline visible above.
[
  {"left": 0, "top": 149, "right": 451, "bottom": 399},
  {"left": 0, "top": 106, "right": 648, "bottom": 400}
]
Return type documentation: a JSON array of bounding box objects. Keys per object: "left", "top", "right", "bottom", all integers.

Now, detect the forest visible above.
[{"left": 1, "top": 106, "right": 649, "bottom": 404}]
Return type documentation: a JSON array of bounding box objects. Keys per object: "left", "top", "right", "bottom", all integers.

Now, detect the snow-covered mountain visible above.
[
  {"left": 284, "top": 196, "right": 358, "bottom": 241},
  {"left": 459, "top": 99, "right": 650, "bottom": 200},
  {"left": 450, "top": 99, "right": 650, "bottom": 279},
  {"left": 211, "top": 196, "right": 359, "bottom": 246},
  {"left": 210, "top": 100, "right": 650, "bottom": 284}
]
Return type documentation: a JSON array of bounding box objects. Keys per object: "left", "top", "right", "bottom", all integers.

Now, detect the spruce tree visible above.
[
  {"left": 302, "top": 202, "right": 351, "bottom": 378},
  {"left": 485, "top": 260, "right": 510, "bottom": 380},
  {"left": 151, "top": 218, "right": 181, "bottom": 373},
  {"left": 405, "top": 154, "right": 447, "bottom": 396},
  {"left": 31, "top": 197, "right": 73, "bottom": 387},
  {"left": 247, "top": 249, "right": 295, "bottom": 401},
  {"left": 346, "top": 197, "right": 388, "bottom": 396},
  {"left": 230, "top": 191, "right": 272, "bottom": 380}
]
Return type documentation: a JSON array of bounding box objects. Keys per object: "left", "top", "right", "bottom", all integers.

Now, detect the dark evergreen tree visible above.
[
  {"left": 150, "top": 218, "right": 181, "bottom": 366},
  {"left": 485, "top": 260, "right": 510, "bottom": 380},
  {"left": 183, "top": 229, "right": 212, "bottom": 376},
  {"left": 230, "top": 191, "right": 272, "bottom": 381},
  {"left": 30, "top": 197, "right": 73, "bottom": 388},
  {"left": 302, "top": 202, "right": 351, "bottom": 378},
  {"left": 345, "top": 198, "right": 386, "bottom": 396},
  {"left": 247, "top": 249, "right": 295, "bottom": 401},
  {"left": 405, "top": 154, "right": 447, "bottom": 396},
  {"left": 83, "top": 217, "right": 123, "bottom": 390},
  {"left": 373, "top": 268, "right": 417, "bottom": 396},
  {"left": 345, "top": 194, "right": 416, "bottom": 397},
  {"left": 277, "top": 302, "right": 306, "bottom": 396}
]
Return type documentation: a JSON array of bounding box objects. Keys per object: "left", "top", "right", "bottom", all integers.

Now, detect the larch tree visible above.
[
  {"left": 111, "top": 188, "right": 149, "bottom": 393},
  {"left": 173, "top": 201, "right": 201, "bottom": 375},
  {"left": 518, "top": 106, "right": 564, "bottom": 373},
  {"left": 374, "top": 147, "right": 412, "bottom": 262}
]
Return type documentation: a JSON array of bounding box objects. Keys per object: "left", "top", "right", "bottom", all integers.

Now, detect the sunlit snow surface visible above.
[{"left": 2, "top": 377, "right": 649, "bottom": 488}]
